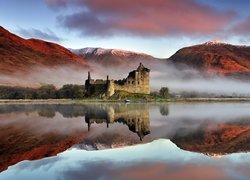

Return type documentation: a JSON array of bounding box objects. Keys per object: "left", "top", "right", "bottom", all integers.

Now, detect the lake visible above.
[{"left": 0, "top": 102, "right": 250, "bottom": 180}]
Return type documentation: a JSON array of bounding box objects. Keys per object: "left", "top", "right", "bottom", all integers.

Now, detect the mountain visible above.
[
  {"left": 1, "top": 25, "right": 250, "bottom": 79},
  {"left": 78, "top": 132, "right": 142, "bottom": 151},
  {"left": 171, "top": 121, "right": 250, "bottom": 155},
  {"left": 73, "top": 43, "right": 250, "bottom": 79},
  {"left": 0, "top": 129, "right": 85, "bottom": 172},
  {"left": 0, "top": 26, "right": 88, "bottom": 74},
  {"left": 169, "top": 41, "right": 250, "bottom": 77},
  {"left": 0, "top": 104, "right": 89, "bottom": 172},
  {"left": 71, "top": 47, "right": 162, "bottom": 67}
]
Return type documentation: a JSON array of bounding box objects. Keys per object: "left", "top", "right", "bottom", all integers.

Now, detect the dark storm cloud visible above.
[
  {"left": 46, "top": 0, "right": 236, "bottom": 37},
  {"left": 18, "top": 27, "right": 64, "bottom": 42}
]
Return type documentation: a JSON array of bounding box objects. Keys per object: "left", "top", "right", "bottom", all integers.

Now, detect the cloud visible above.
[
  {"left": 18, "top": 27, "right": 64, "bottom": 42},
  {"left": 59, "top": 161, "right": 230, "bottom": 180},
  {"left": 46, "top": 0, "right": 68, "bottom": 6},
  {"left": 231, "top": 17, "right": 250, "bottom": 36},
  {"left": 46, "top": 0, "right": 236, "bottom": 37},
  {"left": 217, "top": 16, "right": 250, "bottom": 43}
]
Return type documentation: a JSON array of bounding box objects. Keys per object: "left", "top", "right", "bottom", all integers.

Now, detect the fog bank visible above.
[{"left": 0, "top": 61, "right": 250, "bottom": 96}]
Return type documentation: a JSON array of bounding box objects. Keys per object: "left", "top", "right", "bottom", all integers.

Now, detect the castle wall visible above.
[
  {"left": 84, "top": 104, "right": 150, "bottom": 140},
  {"left": 107, "top": 80, "right": 115, "bottom": 97},
  {"left": 85, "top": 63, "right": 150, "bottom": 97},
  {"left": 112, "top": 70, "right": 150, "bottom": 95},
  {"left": 85, "top": 79, "right": 108, "bottom": 97}
]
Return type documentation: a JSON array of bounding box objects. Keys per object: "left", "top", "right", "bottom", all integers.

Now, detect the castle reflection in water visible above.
[{"left": 85, "top": 104, "right": 150, "bottom": 141}]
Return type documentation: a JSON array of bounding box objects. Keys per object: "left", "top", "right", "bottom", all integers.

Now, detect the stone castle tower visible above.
[
  {"left": 85, "top": 104, "right": 150, "bottom": 140},
  {"left": 85, "top": 63, "right": 150, "bottom": 97}
]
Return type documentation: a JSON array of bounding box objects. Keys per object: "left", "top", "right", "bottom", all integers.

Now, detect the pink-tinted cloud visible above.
[
  {"left": 46, "top": 0, "right": 236, "bottom": 37},
  {"left": 231, "top": 17, "right": 250, "bottom": 35},
  {"left": 116, "top": 163, "right": 230, "bottom": 180},
  {"left": 60, "top": 161, "right": 232, "bottom": 180}
]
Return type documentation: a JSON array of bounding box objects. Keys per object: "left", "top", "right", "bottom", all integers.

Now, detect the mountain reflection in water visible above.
[{"left": 0, "top": 103, "right": 250, "bottom": 176}]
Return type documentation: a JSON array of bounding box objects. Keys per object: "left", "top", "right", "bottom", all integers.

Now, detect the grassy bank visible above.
[
  {"left": 0, "top": 99, "right": 122, "bottom": 104},
  {"left": 172, "top": 98, "right": 250, "bottom": 102},
  {"left": 1, "top": 97, "right": 250, "bottom": 104}
]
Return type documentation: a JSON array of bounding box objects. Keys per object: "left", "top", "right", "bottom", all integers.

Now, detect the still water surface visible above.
[{"left": 0, "top": 103, "right": 250, "bottom": 179}]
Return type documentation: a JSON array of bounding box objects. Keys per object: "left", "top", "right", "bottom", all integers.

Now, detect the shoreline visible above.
[{"left": 1, "top": 98, "right": 250, "bottom": 104}]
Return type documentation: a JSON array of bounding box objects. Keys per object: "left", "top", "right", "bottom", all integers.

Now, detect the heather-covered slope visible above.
[
  {"left": 169, "top": 41, "right": 250, "bottom": 76},
  {"left": 172, "top": 121, "right": 250, "bottom": 155},
  {"left": 1, "top": 25, "right": 250, "bottom": 79},
  {"left": 0, "top": 26, "right": 88, "bottom": 74}
]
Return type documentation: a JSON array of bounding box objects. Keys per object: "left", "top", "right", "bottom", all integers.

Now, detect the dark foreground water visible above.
[{"left": 0, "top": 103, "right": 250, "bottom": 180}]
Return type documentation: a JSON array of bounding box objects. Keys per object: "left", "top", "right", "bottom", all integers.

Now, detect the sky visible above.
[{"left": 0, "top": 0, "right": 249, "bottom": 58}]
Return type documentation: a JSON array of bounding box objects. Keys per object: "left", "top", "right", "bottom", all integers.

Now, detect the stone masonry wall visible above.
[
  {"left": 112, "top": 70, "right": 150, "bottom": 95},
  {"left": 86, "top": 63, "right": 150, "bottom": 97}
]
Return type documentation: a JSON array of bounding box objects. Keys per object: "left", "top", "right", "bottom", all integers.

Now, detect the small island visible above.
[
  {"left": 1, "top": 63, "right": 250, "bottom": 104},
  {"left": 0, "top": 63, "right": 168, "bottom": 103}
]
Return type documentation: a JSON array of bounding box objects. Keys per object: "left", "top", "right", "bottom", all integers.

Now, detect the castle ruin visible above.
[
  {"left": 85, "top": 104, "right": 150, "bottom": 141},
  {"left": 85, "top": 63, "right": 150, "bottom": 97}
]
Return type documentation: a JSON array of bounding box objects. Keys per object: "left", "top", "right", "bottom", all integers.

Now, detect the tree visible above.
[
  {"left": 160, "top": 105, "right": 169, "bottom": 116},
  {"left": 150, "top": 91, "right": 159, "bottom": 97},
  {"left": 72, "top": 85, "right": 84, "bottom": 99},
  {"left": 58, "top": 84, "right": 74, "bottom": 98},
  {"left": 37, "top": 84, "right": 57, "bottom": 99},
  {"left": 58, "top": 84, "right": 84, "bottom": 99},
  {"left": 159, "top": 87, "right": 169, "bottom": 98},
  {"left": 0, "top": 86, "right": 37, "bottom": 99}
]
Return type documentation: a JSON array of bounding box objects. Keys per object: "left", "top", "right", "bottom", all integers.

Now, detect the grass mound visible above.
[{"left": 109, "top": 90, "right": 168, "bottom": 102}]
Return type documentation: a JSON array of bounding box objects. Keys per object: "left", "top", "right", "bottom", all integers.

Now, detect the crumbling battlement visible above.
[{"left": 85, "top": 63, "right": 150, "bottom": 97}]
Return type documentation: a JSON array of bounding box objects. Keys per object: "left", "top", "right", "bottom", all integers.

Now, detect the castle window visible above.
[{"left": 138, "top": 82, "right": 140, "bottom": 85}]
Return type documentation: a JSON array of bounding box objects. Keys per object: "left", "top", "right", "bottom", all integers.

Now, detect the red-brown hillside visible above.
[
  {"left": 171, "top": 121, "right": 250, "bottom": 155},
  {"left": 0, "top": 26, "right": 88, "bottom": 74},
  {"left": 169, "top": 41, "right": 250, "bottom": 77}
]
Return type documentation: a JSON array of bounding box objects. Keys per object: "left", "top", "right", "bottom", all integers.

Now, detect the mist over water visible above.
[
  {"left": 1, "top": 61, "right": 250, "bottom": 96},
  {"left": 0, "top": 66, "right": 86, "bottom": 88}
]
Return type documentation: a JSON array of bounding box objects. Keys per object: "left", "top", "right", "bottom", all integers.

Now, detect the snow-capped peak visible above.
[
  {"left": 204, "top": 40, "right": 225, "bottom": 45},
  {"left": 70, "top": 47, "right": 154, "bottom": 59},
  {"left": 76, "top": 47, "right": 112, "bottom": 55},
  {"left": 75, "top": 47, "right": 148, "bottom": 57},
  {"left": 111, "top": 49, "right": 148, "bottom": 57}
]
